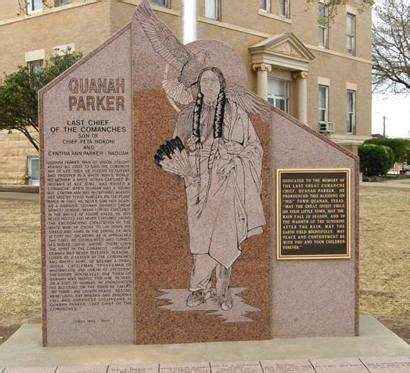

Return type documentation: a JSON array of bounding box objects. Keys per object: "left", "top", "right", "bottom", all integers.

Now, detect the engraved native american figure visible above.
[{"left": 135, "top": 1, "right": 267, "bottom": 311}]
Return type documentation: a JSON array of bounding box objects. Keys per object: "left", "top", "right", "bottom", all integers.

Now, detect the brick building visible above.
[{"left": 0, "top": 0, "right": 372, "bottom": 185}]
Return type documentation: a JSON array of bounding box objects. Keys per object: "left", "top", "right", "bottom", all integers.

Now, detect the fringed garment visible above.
[{"left": 174, "top": 101, "right": 266, "bottom": 268}]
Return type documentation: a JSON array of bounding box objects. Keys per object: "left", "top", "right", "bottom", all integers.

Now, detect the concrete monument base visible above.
[{"left": 0, "top": 316, "right": 408, "bottom": 371}]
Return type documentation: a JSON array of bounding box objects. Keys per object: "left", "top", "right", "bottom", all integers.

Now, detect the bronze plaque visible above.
[{"left": 277, "top": 169, "right": 351, "bottom": 260}]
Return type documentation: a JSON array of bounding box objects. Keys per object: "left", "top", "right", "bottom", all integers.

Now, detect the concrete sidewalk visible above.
[{"left": 0, "top": 316, "right": 408, "bottom": 371}]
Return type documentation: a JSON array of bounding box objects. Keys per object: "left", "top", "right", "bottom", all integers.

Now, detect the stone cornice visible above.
[
  {"left": 257, "top": 10, "right": 292, "bottom": 24},
  {"left": 329, "top": 134, "right": 372, "bottom": 145},
  {"left": 306, "top": 44, "right": 372, "bottom": 65},
  {"left": 252, "top": 63, "right": 272, "bottom": 72}
]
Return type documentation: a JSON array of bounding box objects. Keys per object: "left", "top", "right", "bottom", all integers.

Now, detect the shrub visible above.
[
  {"left": 359, "top": 144, "right": 395, "bottom": 177},
  {"left": 365, "top": 138, "right": 410, "bottom": 163}
]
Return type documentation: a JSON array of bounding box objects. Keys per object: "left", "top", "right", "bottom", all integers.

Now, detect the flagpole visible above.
[{"left": 183, "top": 0, "right": 197, "bottom": 44}]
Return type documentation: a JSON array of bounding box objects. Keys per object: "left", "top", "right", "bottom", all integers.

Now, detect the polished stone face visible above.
[
  {"left": 40, "top": 26, "right": 134, "bottom": 346},
  {"left": 40, "top": 2, "right": 358, "bottom": 347}
]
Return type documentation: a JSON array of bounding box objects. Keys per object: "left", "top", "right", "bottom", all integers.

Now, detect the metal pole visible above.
[
  {"left": 183, "top": 0, "right": 197, "bottom": 45},
  {"left": 383, "top": 115, "right": 386, "bottom": 137}
]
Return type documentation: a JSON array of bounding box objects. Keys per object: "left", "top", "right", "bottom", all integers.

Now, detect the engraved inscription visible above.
[
  {"left": 45, "top": 76, "right": 133, "bottom": 317},
  {"left": 277, "top": 170, "right": 350, "bottom": 259},
  {"left": 47, "top": 159, "right": 132, "bottom": 312}
]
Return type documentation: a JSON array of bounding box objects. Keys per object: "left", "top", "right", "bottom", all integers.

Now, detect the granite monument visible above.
[{"left": 40, "top": 1, "right": 358, "bottom": 346}]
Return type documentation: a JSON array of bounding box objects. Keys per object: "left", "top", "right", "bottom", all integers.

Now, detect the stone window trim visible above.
[
  {"left": 258, "top": 10, "right": 292, "bottom": 24},
  {"left": 346, "top": 82, "right": 358, "bottom": 91},
  {"left": 53, "top": 43, "right": 75, "bottom": 56},
  {"left": 346, "top": 4, "right": 358, "bottom": 16},
  {"left": 26, "top": 49, "right": 45, "bottom": 74},
  {"left": 317, "top": 76, "right": 330, "bottom": 86},
  {"left": 25, "top": 49, "right": 45, "bottom": 62}
]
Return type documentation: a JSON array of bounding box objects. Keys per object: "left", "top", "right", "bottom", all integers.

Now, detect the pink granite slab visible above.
[
  {"left": 132, "top": 10, "right": 272, "bottom": 344},
  {"left": 40, "top": 24, "right": 134, "bottom": 347},
  {"left": 271, "top": 111, "right": 359, "bottom": 337}
]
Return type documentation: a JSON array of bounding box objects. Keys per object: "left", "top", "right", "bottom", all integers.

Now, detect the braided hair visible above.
[
  {"left": 192, "top": 67, "right": 227, "bottom": 171},
  {"left": 191, "top": 67, "right": 226, "bottom": 204}
]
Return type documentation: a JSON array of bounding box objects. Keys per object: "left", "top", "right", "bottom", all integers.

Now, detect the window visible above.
[
  {"left": 347, "top": 90, "right": 356, "bottom": 134},
  {"left": 318, "top": 2, "right": 329, "bottom": 48},
  {"left": 268, "top": 78, "right": 290, "bottom": 113},
  {"left": 27, "top": 156, "right": 40, "bottom": 186},
  {"left": 152, "top": 0, "right": 171, "bottom": 8},
  {"left": 205, "top": 0, "right": 220, "bottom": 20},
  {"left": 346, "top": 13, "right": 356, "bottom": 55},
  {"left": 260, "top": 0, "right": 271, "bottom": 12},
  {"left": 54, "top": 0, "right": 71, "bottom": 6},
  {"left": 318, "top": 85, "right": 329, "bottom": 123},
  {"left": 28, "top": 60, "right": 43, "bottom": 74},
  {"left": 279, "top": 0, "right": 290, "bottom": 18},
  {"left": 27, "top": 0, "right": 42, "bottom": 14}
]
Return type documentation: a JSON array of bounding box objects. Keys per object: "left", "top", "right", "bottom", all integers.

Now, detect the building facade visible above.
[{"left": 0, "top": 0, "right": 372, "bottom": 185}]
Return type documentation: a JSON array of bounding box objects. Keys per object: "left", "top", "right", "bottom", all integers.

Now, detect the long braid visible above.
[
  {"left": 208, "top": 90, "right": 226, "bottom": 170},
  {"left": 214, "top": 90, "right": 225, "bottom": 139},
  {"left": 192, "top": 92, "right": 203, "bottom": 141},
  {"left": 193, "top": 67, "right": 226, "bottom": 206},
  {"left": 192, "top": 92, "right": 203, "bottom": 204}
]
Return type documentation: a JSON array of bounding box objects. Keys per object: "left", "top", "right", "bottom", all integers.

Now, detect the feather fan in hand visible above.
[{"left": 154, "top": 137, "right": 192, "bottom": 177}]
